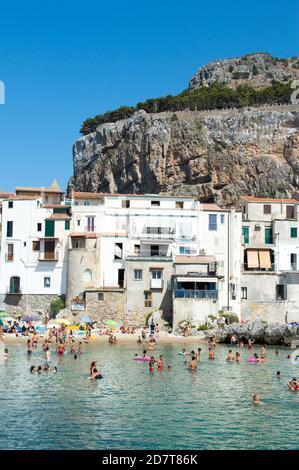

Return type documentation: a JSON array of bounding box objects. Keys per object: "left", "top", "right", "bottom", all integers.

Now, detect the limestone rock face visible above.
[
  {"left": 70, "top": 106, "right": 299, "bottom": 206},
  {"left": 189, "top": 53, "right": 299, "bottom": 90}
]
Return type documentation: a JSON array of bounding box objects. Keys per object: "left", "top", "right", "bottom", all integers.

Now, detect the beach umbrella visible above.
[
  {"left": 56, "top": 318, "right": 71, "bottom": 325},
  {"left": 79, "top": 315, "right": 92, "bottom": 323}
]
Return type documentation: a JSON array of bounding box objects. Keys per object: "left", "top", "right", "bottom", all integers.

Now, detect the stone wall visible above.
[{"left": 0, "top": 294, "right": 64, "bottom": 316}]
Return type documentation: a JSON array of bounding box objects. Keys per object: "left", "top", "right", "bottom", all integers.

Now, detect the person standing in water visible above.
[
  {"left": 188, "top": 356, "right": 197, "bottom": 370},
  {"left": 157, "top": 355, "right": 164, "bottom": 371}
]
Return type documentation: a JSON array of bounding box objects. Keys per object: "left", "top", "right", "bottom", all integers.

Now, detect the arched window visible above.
[{"left": 83, "top": 269, "right": 92, "bottom": 282}]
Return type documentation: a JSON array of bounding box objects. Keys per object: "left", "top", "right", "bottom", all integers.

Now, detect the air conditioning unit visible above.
[{"left": 254, "top": 224, "right": 261, "bottom": 231}]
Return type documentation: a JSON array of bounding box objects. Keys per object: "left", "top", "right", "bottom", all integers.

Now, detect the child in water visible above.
[
  {"left": 252, "top": 394, "right": 261, "bottom": 404},
  {"left": 3, "top": 348, "right": 8, "bottom": 360},
  {"left": 149, "top": 357, "right": 155, "bottom": 372}
]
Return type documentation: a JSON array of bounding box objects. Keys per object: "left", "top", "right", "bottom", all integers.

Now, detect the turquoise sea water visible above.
[{"left": 0, "top": 340, "right": 298, "bottom": 450}]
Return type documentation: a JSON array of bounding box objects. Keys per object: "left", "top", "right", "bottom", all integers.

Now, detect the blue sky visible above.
[{"left": 0, "top": 0, "right": 298, "bottom": 192}]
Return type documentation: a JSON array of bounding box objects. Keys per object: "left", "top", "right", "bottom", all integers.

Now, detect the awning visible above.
[
  {"left": 259, "top": 249, "right": 271, "bottom": 269},
  {"left": 247, "top": 250, "right": 259, "bottom": 268},
  {"left": 176, "top": 277, "right": 218, "bottom": 283}
]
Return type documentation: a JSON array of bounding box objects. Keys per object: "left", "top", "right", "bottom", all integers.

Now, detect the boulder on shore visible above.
[{"left": 204, "top": 318, "right": 299, "bottom": 345}]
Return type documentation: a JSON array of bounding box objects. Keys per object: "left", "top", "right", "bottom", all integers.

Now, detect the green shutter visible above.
[
  {"left": 242, "top": 226, "right": 249, "bottom": 244},
  {"left": 265, "top": 228, "right": 273, "bottom": 244},
  {"left": 45, "top": 220, "right": 55, "bottom": 237},
  {"left": 65, "top": 220, "right": 70, "bottom": 230},
  {"left": 291, "top": 227, "right": 297, "bottom": 238}
]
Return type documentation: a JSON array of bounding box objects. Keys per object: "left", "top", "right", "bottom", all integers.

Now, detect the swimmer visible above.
[
  {"left": 157, "top": 355, "right": 164, "bottom": 371},
  {"left": 149, "top": 357, "right": 155, "bottom": 373},
  {"left": 208, "top": 348, "right": 215, "bottom": 360},
  {"left": 188, "top": 356, "right": 197, "bottom": 370},
  {"left": 45, "top": 347, "right": 51, "bottom": 362},
  {"left": 276, "top": 371, "right": 281, "bottom": 379},
  {"left": 260, "top": 345, "right": 267, "bottom": 359},
  {"left": 288, "top": 378, "right": 299, "bottom": 391},
  {"left": 236, "top": 352, "right": 241, "bottom": 363},
  {"left": 252, "top": 394, "right": 261, "bottom": 404},
  {"left": 37, "top": 366, "right": 42, "bottom": 374},
  {"left": 27, "top": 339, "right": 32, "bottom": 354},
  {"left": 52, "top": 366, "right": 57, "bottom": 373},
  {"left": 167, "top": 365, "right": 172, "bottom": 371},
  {"left": 74, "top": 354, "right": 78, "bottom": 360},
  {"left": 78, "top": 342, "right": 83, "bottom": 354},
  {"left": 226, "top": 350, "right": 234, "bottom": 362},
  {"left": 142, "top": 350, "right": 147, "bottom": 358},
  {"left": 30, "top": 366, "right": 35, "bottom": 374},
  {"left": 195, "top": 348, "right": 202, "bottom": 361},
  {"left": 91, "top": 368, "right": 102, "bottom": 380},
  {"left": 90, "top": 361, "right": 97, "bottom": 376},
  {"left": 3, "top": 348, "right": 8, "bottom": 360},
  {"left": 44, "top": 363, "right": 49, "bottom": 372}
]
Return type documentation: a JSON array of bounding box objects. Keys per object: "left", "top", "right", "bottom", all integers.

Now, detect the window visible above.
[
  {"left": 23, "top": 242, "right": 26, "bottom": 247},
  {"left": 83, "top": 269, "right": 92, "bottom": 282},
  {"left": 44, "top": 277, "right": 51, "bottom": 288},
  {"left": 7, "top": 221, "right": 13, "bottom": 238},
  {"left": 151, "top": 200, "right": 160, "bottom": 206},
  {"left": 83, "top": 200, "right": 90, "bottom": 206},
  {"left": 98, "top": 292, "right": 104, "bottom": 301},
  {"left": 144, "top": 291, "right": 152, "bottom": 307},
  {"left": 209, "top": 214, "right": 217, "bottom": 231},
  {"left": 65, "top": 220, "right": 70, "bottom": 230},
  {"left": 241, "top": 287, "right": 247, "bottom": 299},
  {"left": 134, "top": 244, "right": 140, "bottom": 255},
  {"left": 290, "top": 227, "right": 297, "bottom": 238},
  {"left": 114, "top": 243, "right": 123, "bottom": 260},
  {"left": 134, "top": 269, "right": 142, "bottom": 280},
  {"left": 72, "top": 238, "right": 86, "bottom": 249},
  {"left": 32, "top": 241, "right": 40, "bottom": 251},
  {"left": 242, "top": 226, "right": 249, "bottom": 244},
  {"left": 263, "top": 205, "right": 271, "bottom": 214},
  {"left": 276, "top": 284, "right": 287, "bottom": 301},
  {"left": 151, "top": 269, "right": 162, "bottom": 279},
  {"left": 77, "top": 220, "right": 81, "bottom": 226},
  {"left": 220, "top": 214, "right": 225, "bottom": 224},
  {"left": 9, "top": 276, "right": 20, "bottom": 294},
  {"left": 6, "top": 244, "right": 14, "bottom": 262},
  {"left": 150, "top": 245, "right": 159, "bottom": 257},
  {"left": 176, "top": 201, "right": 184, "bottom": 209},
  {"left": 265, "top": 227, "right": 273, "bottom": 244},
  {"left": 45, "top": 220, "right": 55, "bottom": 237},
  {"left": 37, "top": 223, "right": 42, "bottom": 232},
  {"left": 86, "top": 216, "right": 95, "bottom": 232},
  {"left": 8, "top": 201, "right": 13, "bottom": 208},
  {"left": 179, "top": 246, "right": 191, "bottom": 255},
  {"left": 286, "top": 205, "right": 295, "bottom": 219},
  {"left": 291, "top": 253, "right": 297, "bottom": 271},
  {"left": 122, "top": 200, "right": 130, "bottom": 208}
]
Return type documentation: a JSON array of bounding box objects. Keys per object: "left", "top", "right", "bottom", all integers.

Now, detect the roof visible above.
[
  {"left": 239, "top": 196, "right": 298, "bottom": 204},
  {"left": 70, "top": 232, "right": 99, "bottom": 238},
  {"left": 4, "top": 195, "right": 39, "bottom": 201},
  {"left": 43, "top": 204, "right": 70, "bottom": 209},
  {"left": 72, "top": 191, "right": 194, "bottom": 200},
  {"left": 175, "top": 255, "right": 216, "bottom": 264},
  {"left": 46, "top": 214, "right": 71, "bottom": 221},
  {"left": 16, "top": 181, "right": 64, "bottom": 194},
  {"left": 0, "top": 192, "right": 15, "bottom": 199}
]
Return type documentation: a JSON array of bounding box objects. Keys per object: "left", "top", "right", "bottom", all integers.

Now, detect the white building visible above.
[
  {"left": 67, "top": 193, "right": 242, "bottom": 326},
  {"left": 0, "top": 182, "right": 70, "bottom": 315},
  {"left": 236, "top": 196, "right": 299, "bottom": 323}
]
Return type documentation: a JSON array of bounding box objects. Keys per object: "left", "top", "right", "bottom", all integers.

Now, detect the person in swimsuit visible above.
[
  {"left": 149, "top": 357, "right": 155, "bottom": 372},
  {"left": 57, "top": 344, "right": 65, "bottom": 356},
  {"left": 260, "top": 345, "right": 267, "bottom": 359},
  {"left": 30, "top": 366, "right": 35, "bottom": 374},
  {"left": 157, "top": 355, "right": 164, "bottom": 371},
  {"left": 248, "top": 338, "right": 254, "bottom": 350},
  {"left": 91, "top": 368, "right": 102, "bottom": 380},
  {"left": 208, "top": 347, "right": 215, "bottom": 360},
  {"left": 195, "top": 348, "right": 202, "bottom": 361},
  {"left": 236, "top": 352, "right": 241, "bottom": 363},
  {"left": 45, "top": 347, "right": 51, "bottom": 362},
  {"left": 188, "top": 356, "right": 197, "bottom": 370},
  {"left": 27, "top": 339, "right": 32, "bottom": 354},
  {"left": 226, "top": 350, "right": 235, "bottom": 362},
  {"left": 32, "top": 333, "right": 38, "bottom": 348},
  {"left": 78, "top": 342, "right": 83, "bottom": 354}
]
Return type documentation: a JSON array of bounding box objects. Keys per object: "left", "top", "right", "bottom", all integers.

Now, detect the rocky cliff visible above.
[
  {"left": 189, "top": 52, "right": 299, "bottom": 90},
  {"left": 70, "top": 104, "right": 299, "bottom": 205}
]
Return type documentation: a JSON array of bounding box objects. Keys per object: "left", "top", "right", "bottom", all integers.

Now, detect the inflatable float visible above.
[
  {"left": 133, "top": 356, "right": 151, "bottom": 362},
  {"left": 247, "top": 356, "right": 258, "bottom": 363}
]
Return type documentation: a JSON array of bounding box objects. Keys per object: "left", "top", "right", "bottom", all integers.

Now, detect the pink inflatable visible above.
[
  {"left": 133, "top": 356, "right": 151, "bottom": 362},
  {"left": 247, "top": 356, "right": 258, "bottom": 363}
]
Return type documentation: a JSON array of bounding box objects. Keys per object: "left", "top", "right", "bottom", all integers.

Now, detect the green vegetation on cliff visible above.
[{"left": 80, "top": 81, "right": 292, "bottom": 135}]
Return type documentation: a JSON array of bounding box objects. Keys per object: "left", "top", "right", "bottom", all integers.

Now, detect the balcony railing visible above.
[
  {"left": 151, "top": 278, "right": 164, "bottom": 289},
  {"left": 242, "top": 263, "right": 276, "bottom": 272},
  {"left": 39, "top": 252, "right": 59, "bottom": 262},
  {"left": 174, "top": 289, "right": 218, "bottom": 299}
]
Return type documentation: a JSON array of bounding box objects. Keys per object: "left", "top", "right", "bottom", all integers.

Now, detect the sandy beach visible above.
[{"left": 1, "top": 330, "right": 207, "bottom": 346}]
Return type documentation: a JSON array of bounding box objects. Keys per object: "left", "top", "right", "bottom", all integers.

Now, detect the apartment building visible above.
[
  {"left": 236, "top": 196, "right": 299, "bottom": 323},
  {"left": 0, "top": 182, "right": 70, "bottom": 315}
]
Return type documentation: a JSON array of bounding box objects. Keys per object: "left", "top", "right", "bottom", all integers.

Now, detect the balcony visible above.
[
  {"left": 140, "top": 227, "right": 175, "bottom": 240},
  {"left": 174, "top": 289, "right": 218, "bottom": 299},
  {"left": 151, "top": 278, "right": 163, "bottom": 289},
  {"left": 38, "top": 251, "right": 59, "bottom": 262},
  {"left": 242, "top": 263, "right": 276, "bottom": 272}
]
